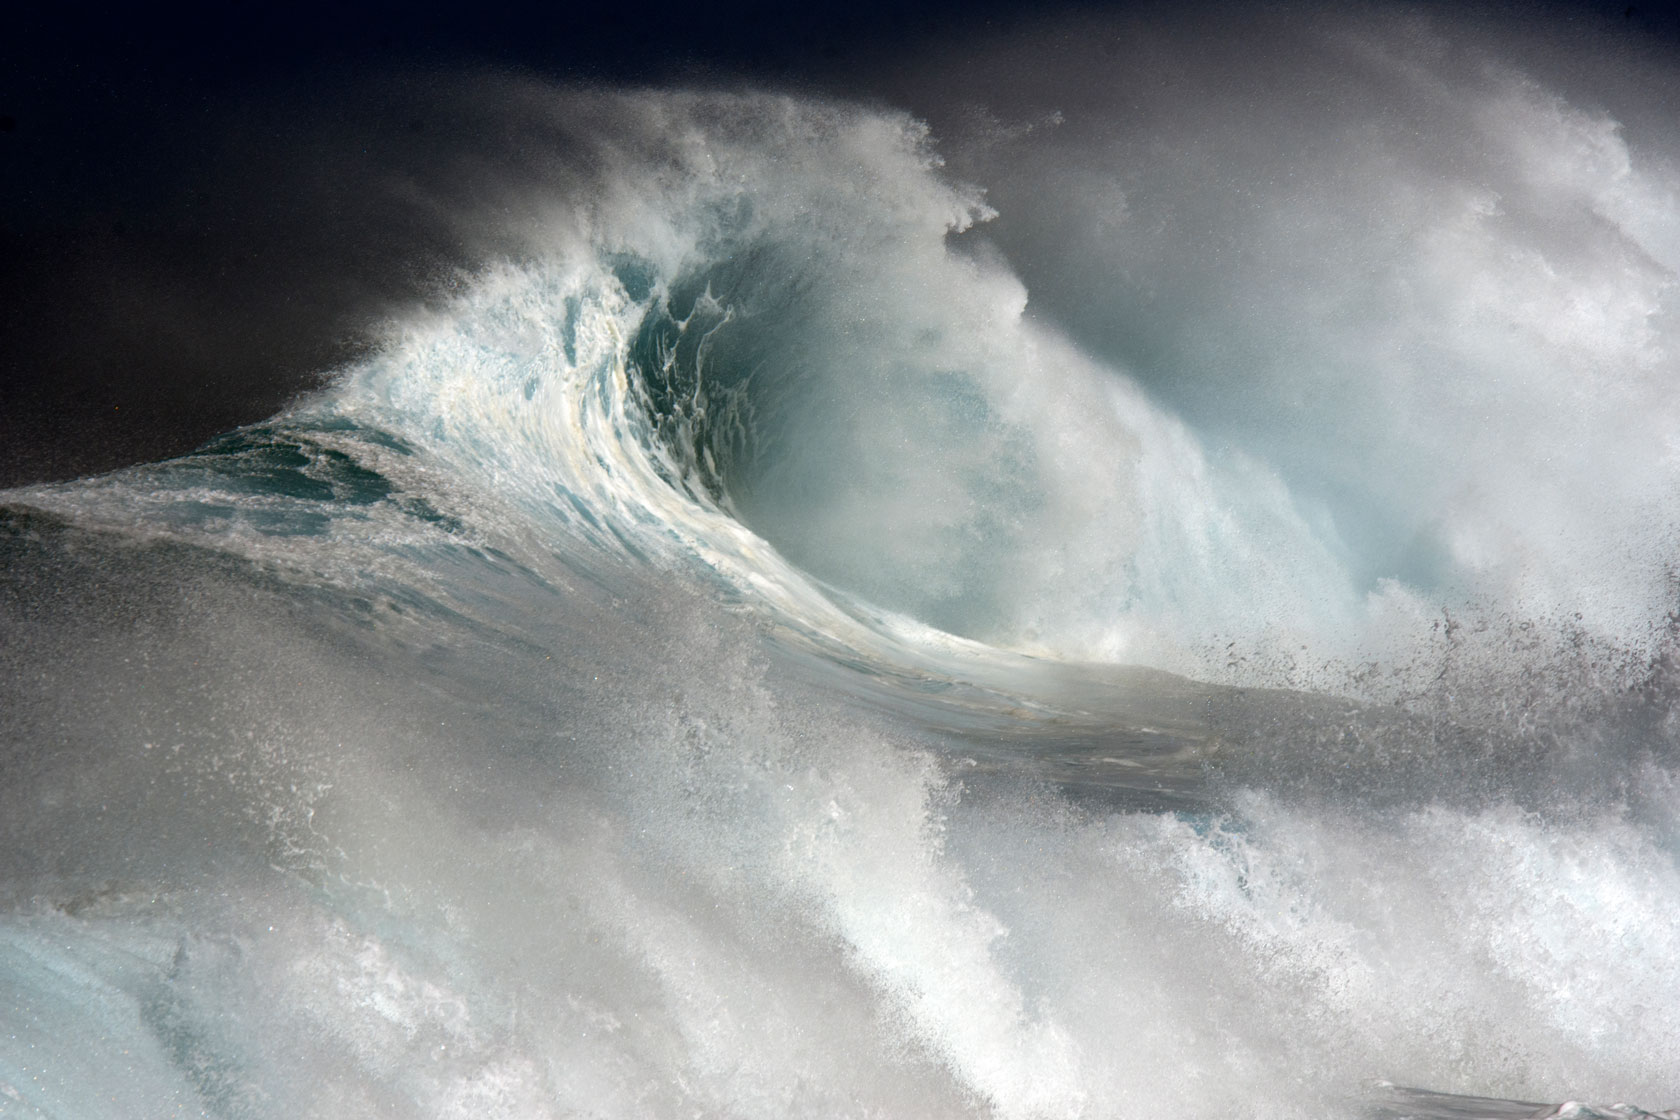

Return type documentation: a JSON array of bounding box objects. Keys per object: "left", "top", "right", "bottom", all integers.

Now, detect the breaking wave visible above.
[{"left": 3, "top": 14, "right": 1680, "bottom": 1118}]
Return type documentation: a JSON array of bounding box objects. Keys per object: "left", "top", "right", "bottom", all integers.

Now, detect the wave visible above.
[
  {"left": 21, "top": 72, "right": 1680, "bottom": 688},
  {"left": 3, "top": 17, "right": 1680, "bottom": 1119}
]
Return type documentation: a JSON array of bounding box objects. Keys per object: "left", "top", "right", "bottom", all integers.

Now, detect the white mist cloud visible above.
[{"left": 881, "top": 4, "right": 1680, "bottom": 658}]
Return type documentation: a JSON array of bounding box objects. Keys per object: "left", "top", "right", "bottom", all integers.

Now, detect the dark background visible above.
[{"left": 3, "top": 0, "right": 1677, "bottom": 487}]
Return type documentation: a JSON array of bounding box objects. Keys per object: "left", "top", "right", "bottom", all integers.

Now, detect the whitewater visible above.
[{"left": 3, "top": 8, "right": 1680, "bottom": 1118}]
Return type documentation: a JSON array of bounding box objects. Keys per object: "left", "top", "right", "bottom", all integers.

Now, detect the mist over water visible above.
[
  {"left": 916, "top": 9, "right": 1680, "bottom": 641},
  {"left": 4, "top": 6, "right": 1680, "bottom": 1118}
]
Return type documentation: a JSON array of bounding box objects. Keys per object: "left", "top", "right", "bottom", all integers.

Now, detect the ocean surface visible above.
[{"left": 4, "top": 13, "right": 1680, "bottom": 1118}]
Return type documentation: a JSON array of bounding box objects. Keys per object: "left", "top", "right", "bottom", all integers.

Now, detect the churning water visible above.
[{"left": 4, "top": 9, "right": 1680, "bottom": 1118}]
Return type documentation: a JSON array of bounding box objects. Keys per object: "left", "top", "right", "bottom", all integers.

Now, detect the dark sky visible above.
[{"left": 3, "top": 0, "right": 1676, "bottom": 487}]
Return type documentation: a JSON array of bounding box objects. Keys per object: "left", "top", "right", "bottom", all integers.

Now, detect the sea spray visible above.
[{"left": 3, "top": 17, "right": 1679, "bottom": 1118}]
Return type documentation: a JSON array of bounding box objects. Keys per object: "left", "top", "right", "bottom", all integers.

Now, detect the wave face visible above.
[{"left": 4, "top": 15, "right": 1680, "bottom": 1119}]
